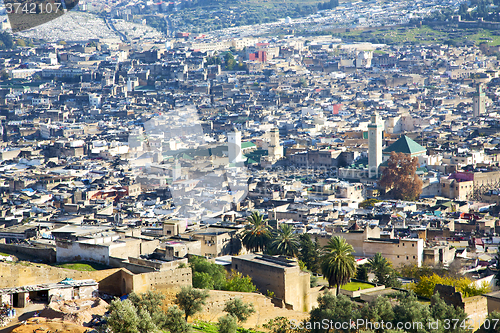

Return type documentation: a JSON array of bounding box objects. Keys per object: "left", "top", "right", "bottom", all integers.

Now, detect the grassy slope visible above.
[
  {"left": 333, "top": 25, "right": 500, "bottom": 46},
  {"left": 54, "top": 261, "right": 111, "bottom": 271}
]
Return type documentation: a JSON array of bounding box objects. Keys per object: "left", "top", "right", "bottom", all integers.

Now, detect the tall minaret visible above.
[
  {"left": 227, "top": 129, "right": 242, "bottom": 164},
  {"left": 368, "top": 112, "right": 383, "bottom": 178},
  {"left": 267, "top": 127, "right": 283, "bottom": 160},
  {"left": 473, "top": 84, "right": 485, "bottom": 118}
]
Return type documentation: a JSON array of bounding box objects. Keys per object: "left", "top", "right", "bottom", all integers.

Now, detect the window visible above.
[
  {"left": 397, "top": 255, "right": 399, "bottom": 258},
  {"left": 406, "top": 256, "right": 409, "bottom": 260},
  {"left": 412, "top": 244, "right": 414, "bottom": 247},
  {"left": 413, "top": 256, "right": 415, "bottom": 259}
]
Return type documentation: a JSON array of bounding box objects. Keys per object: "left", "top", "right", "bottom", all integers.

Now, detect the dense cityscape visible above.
[{"left": 1, "top": 0, "right": 500, "bottom": 332}]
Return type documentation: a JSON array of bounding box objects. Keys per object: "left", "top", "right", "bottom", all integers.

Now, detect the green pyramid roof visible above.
[{"left": 383, "top": 135, "right": 426, "bottom": 155}]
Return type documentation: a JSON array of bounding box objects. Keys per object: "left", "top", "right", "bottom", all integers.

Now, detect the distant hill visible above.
[{"left": 161, "top": 0, "right": 339, "bottom": 33}]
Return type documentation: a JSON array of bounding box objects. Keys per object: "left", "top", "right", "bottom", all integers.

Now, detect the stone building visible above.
[{"left": 231, "top": 254, "right": 312, "bottom": 312}]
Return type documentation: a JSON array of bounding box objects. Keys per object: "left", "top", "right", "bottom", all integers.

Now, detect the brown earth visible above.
[
  {"left": 10, "top": 318, "right": 88, "bottom": 333},
  {"left": 38, "top": 298, "right": 108, "bottom": 326}
]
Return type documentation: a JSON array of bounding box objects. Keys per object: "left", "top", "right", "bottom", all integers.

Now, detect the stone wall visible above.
[
  {"left": 56, "top": 240, "right": 110, "bottom": 265},
  {"left": 0, "top": 243, "right": 56, "bottom": 263},
  {"left": 0, "top": 262, "right": 191, "bottom": 297},
  {"left": 434, "top": 284, "right": 488, "bottom": 331},
  {"left": 132, "top": 267, "right": 192, "bottom": 293},
  {"left": 158, "top": 287, "right": 311, "bottom": 329},
  {"left": 232, "top": 256, "right": 312, "bottom": 311}
]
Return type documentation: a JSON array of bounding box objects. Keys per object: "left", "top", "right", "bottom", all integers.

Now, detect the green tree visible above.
[
  {"left": 0, "top": 31, "right": 13, "bottom": 49},
  {"left": 224, "top": 52, "right": 236, "bottom": 70},
  {"left": 165, "top": 306, "right": 191, "bottom": 333},
  {"left": 223, "top": 270, "right": 257, "bottom": 292},
  {"left": 137, "top": 308, "right": 160, "bottom": 333},
  {"left": 392, "top": 292, "right": 431, "bottom": 333},
  {"left": 218, "top": 314, "right": 238, "bottom": 333},
  {"left": 190, "top": 256, "right": 226, "bottom": 289},
  {"left": 410, "top": 273, "right": 490, "bottom": 298},
  {"left": 223, "top": 298, "right": 255, "bottom": 323},
  {"left": 269, "top": 223, "right": 299, "bottom": 257},
  {"left": 263, "top": 317, "right": 295, "bottom": 333},
  {"left": 241, "top": 211, "right": 271, "bottom": 253},
  {"left": 106, "top": 299, "right": 140, "bottom": 333},
  {"left": 429, "top": 293, "right": 468, "bottom": 333},
  {"left": 321, "top": 236, "right": 356, "bottom": 295},
  {"left": 360, "top": 296, "right": 395, "bottom": 332},
  {"left": 367, "top": 253, "right": 401, "bottom": 288},
  {"left": 174, "top": 286, "right": 209, "bottom": 321},
  {"left": 190, "top": 257, "right": 257, "bottom": 292},
  {"left": 309, "top": 292, "right": 359, "bottom": 333},
  {"left": 495, "top": 252, "right": 500, "bottom": 287},
  {"left": 298, "top": 234, "right": 320, "bottom": 273},
  {"left": 0, "top": 70, "right": 8, "bottom": 80},
  {"left": 128, "top": 291, "right": 168, "bottom": 329},
  {"left": 356, "top": 264, "right": 369, "bottom": 281}
]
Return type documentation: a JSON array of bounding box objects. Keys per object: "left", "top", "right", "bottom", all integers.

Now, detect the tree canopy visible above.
[
  {"left": 367, "top": 253, "right": 402, "bottom": 288},
  {"left": 320, "top": 236, "right": 357, "bottom": 295},
  {"left": 298, "top": 234, "right": 320, "bottom": 273},
  {"left": 408, "top": 273, "right": 491, "bottom": 298},
  {"left": 379, "top": 151, "right": 423, "bottom": 201},
  {"left": 269, "top": 223, "right": 300, "bottom": 257},
  {"left": 174, "top": 286, "right": 210, "bottom": 321},
  {"left": 241, "top": 211, "right": 271, "bottom": 253},
  {"left": 223, "top": 298, "right": 255, "bottom": 323},
  {"left": 189, "top": 256, "right": 256, "bottom": 292}
]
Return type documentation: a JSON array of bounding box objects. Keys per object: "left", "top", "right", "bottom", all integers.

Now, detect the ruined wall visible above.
[
  {"left": 434, "top": 284, "right": 488, "bottom": 331},
  {"left": 0, "top": 243, "right": 56, "bottom": 263},
  {"left": 0, "top": 263, "right": 134, "bottom": 296},
  {"left": 158, "top": 288, "right": 311, "bottom": 329},
  {"left": 132, "top": 267, "right": 192, "bottom": 294},
  {"left": 464, "top": 296, "right": 488, "bottom": 331}
]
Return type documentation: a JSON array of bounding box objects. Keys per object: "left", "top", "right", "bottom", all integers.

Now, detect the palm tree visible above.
[
  {"left": 269, "top": 223, "right": 300, "bottom": 257},
  {"left": 367, "top": 252, "right": 391, "bottom": 283},
  {"left": 321, "top": 236, "right": 356, "bottom": 295},
  {"left": 241, "top": 211, "right": 271, "bottom": 253}
]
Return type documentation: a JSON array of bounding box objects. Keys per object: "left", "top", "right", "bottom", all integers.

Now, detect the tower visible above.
[
  {"left": 473, "top": 84, "right": 485, "bottom": 118},
  {"left": 173, "top": 159, "right": 181, "bottom": 181},
  {"left": 368, "top": 112, "right": 383, "bottom": 178},
  {"left": 267, "top": 127, "right": 283, "bottom": 160},
  {"left": 227, "top": 129, "right": 242, "bottom": 164}
]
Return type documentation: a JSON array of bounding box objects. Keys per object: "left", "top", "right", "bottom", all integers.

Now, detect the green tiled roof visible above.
[
  {"left": 244, "top": 149, "right": 268, "bottom": 164},
  {"left": 383, "top": 135, "right": 426, "bottom": 155},
  {"left": 241, "top": 142, "right": 256, "bottom": 149}
]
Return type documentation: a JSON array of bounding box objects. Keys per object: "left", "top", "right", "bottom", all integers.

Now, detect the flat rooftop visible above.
[
  {"left": 0, "top": 279, "right": 97, "bottom": 295},
  {"left": 232, "top": 254, "right": 298, "bottom": 269}
]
